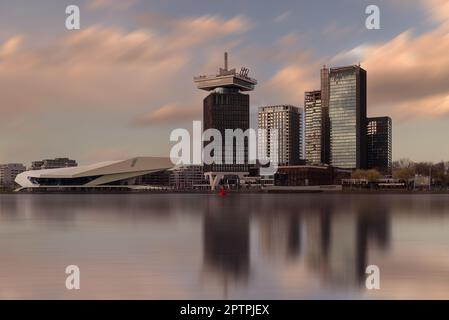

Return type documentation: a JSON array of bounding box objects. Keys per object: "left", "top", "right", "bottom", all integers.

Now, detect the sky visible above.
[{"left": 0, "top": 0, "right": 449, "bottom": 165}]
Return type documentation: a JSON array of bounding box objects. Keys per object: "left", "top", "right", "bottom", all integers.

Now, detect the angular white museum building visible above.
[{"left": 15, "top": 157, "right": 174, "bottom": 192}]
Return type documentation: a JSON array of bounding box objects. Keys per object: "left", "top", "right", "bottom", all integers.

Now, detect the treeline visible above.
[
  {"left": 392, "top": 159, "right": 449, "bottom": 183},
  {"left": 350, "top": 159, "right": 449, "bottom": 186},
  {"left": 351, "top": 169, "right": 382, "bottom": 181}
]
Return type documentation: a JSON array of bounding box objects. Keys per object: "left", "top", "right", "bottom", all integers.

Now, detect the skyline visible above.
[{"left": 1, "top": 0, "right": 449, "bottom": 165}]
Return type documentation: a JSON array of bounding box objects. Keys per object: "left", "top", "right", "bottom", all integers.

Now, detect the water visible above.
[{"left": 1, "top": 193, "right": 449, "bottom": 299}]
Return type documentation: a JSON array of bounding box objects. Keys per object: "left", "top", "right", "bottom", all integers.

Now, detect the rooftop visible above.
[{"left": 194, "top": 52, "right": 257, "bottom": 92}]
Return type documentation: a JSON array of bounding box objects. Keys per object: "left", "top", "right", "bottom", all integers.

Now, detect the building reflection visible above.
[
  {"left": 202, "top": 197, "right": 250, "bottom": 296},
  {"left": 304, "top": 200, "right": 390, "bottom": 288},
  {"left": 201, "top": 195, "right": 392, "bottom": 293},
  {"left": 249, "top": 196, "right": 390, "bottom": 289},
  {"left": 304, "top": 206, "right": 331, "bottom": 276},
  {"left": 259, "top": 213, "right": 302, "bottom": 260}
]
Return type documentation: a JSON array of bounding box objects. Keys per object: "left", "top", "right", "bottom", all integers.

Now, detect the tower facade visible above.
[{"left": 328, "top": 65, "right": 367, "bottom": 169}]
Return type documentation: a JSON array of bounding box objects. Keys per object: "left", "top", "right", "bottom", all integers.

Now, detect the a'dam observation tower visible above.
[{"left": 194, "top": 52, "right": 258, "bottom": 190}]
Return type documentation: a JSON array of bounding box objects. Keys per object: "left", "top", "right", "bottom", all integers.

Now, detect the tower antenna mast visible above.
[{"left": 224, "top": 52, "right": 228, "bottom": 71}]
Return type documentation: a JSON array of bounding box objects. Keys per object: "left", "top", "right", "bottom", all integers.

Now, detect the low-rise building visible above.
[
  {"left": 274, "top": 165, "right": 351, "bottom": 186},
  {"left": 0, "top": 163, "right": 26, "bottom": 189},
  {"left": 136, "top": 170, "right": 171, "bottom": 187},
  {"left": 169, "top": 165, "right": 209, "bottom": 190},
  {"left": 31, "top": 158, "right": 77, "bottom": 170},
  {"left": 342, "top": 178, "right": 407, "bottom": 190},
  {"left": 15, "top": 157, "right": 173, "bottom": 192}
]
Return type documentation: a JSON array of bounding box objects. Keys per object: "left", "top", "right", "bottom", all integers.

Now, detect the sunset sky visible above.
[{"left": 0, "top": 0, "right": 448, "bottom": 165}]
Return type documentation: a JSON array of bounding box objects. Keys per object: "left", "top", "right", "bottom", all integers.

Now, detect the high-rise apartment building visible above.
[
  {"left": 367, "top": 117, "right": 392, "bottom": 174},
  {"left": 194, "top": 52, "right": 257, "bottom": 173},
  {"left": 258, "top": 105, "right": 303, "bottom": 166},
  {"left": 304, "top": 90, "right": 322, "bottom": 164},
  {"left": 327, "top": 65, "right": 367, "bottom": 169},
  {"left": 0, "top": 163, "right": 26, "bottom": 188}
]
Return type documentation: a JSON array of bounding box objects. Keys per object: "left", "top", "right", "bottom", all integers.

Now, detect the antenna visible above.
[{"left": 224, "top": 52, "right": 228, "bottom": 71}]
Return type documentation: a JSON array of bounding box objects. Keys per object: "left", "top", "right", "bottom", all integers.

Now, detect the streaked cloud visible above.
[
  {"left": 132, "top": 104, "right": 201, "bottom": 126},
  {"left": 334, "top": 24, "right": 449, "bottom": 120},
  {"left": 87, "top": 0, "right": 137, "bottom": 10},
  {"left": 0, "top": 27, "right": 186, "bottom": 121},
  {"left": 321, "top": 23, "right": 358, "bottom": 39},
  {"left": 0, "top": 0, "right": 448, "bottom": 163},
  {"left": 423, "top": 0, "right": 449, "bottom": 23},
  {"left": 0, "top": 14, "right": 250, "bottom": 122},
  {"left": 80, "top": 146, "right": 136, "bottom": 163},
  {"left": 277, "top": 33, "right": 299, "bottom": 47},
  {"left": 0, "top": 35, "right": 23, "bottom": 57},
  {"left": 270, "top": 0, "right": 449, "bottom": 121},
  {"left": 273, "top": 11, "right": 291, "bottom": 23},
  {"left": 262, "top": 61, "right": 319, "bottom": 106}
]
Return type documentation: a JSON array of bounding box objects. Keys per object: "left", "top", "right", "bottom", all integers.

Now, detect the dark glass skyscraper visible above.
[
  {"left": 367, "top": 117, "right": 392, "bottom": 174},
  {"left": 320, "top": 67, "right": 331, "bottom": 165},
  {"left": 328, "top": 65, "right": 367, "bottom": 169},
  {"left": 194, "top": 53, "right": 257, "bottom": 172}
]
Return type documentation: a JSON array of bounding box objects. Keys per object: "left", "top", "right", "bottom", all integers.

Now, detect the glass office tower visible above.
[{"left": 328, "top": 65, "right": 367, "bottom": 169}]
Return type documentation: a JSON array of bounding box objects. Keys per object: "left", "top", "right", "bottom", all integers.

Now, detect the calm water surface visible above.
[{"left": 1, "top": 193, "right": 449, "bottom": 299}]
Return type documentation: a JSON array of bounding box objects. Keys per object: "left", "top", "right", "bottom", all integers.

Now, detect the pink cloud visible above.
[
  {"left": 258, "top": 42, "right": 320, "bottom": 106},
  {"left": 359, "top": 24, "right": 449, "bottom": 119},
  {"left": 268, "top": 12, "right": 449, "bottom": 121},
  {"left": 87, "top": 0, "right": 137, "bottom": 10},
  {"left": 264, "top": 64, "right": 318, "bottom": 105},
  {"left": 258, "top": 0, "right": 449, "bottom": 121},
  {"left": 273, "top": 11, "right": 291, "bottom": 24},
  {"left": 423, "top": 0, "right": 449, "bottom": 23},
  {"left": 0, "top": 35, "right": 23, "bottom": 57},
  {"left": 0, "top": 14, "right": 250, "bottom": 123},
  {"left": 132, "top": 104, "right": 201, "bottom": 126}
]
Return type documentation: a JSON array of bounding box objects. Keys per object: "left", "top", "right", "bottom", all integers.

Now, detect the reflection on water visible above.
[{"left": 1, "top": 194, "right": 449, "bottom": 299}]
